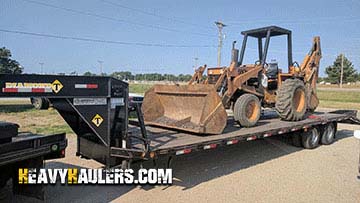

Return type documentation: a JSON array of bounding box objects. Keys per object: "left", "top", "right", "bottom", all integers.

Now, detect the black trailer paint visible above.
[
  {"left": 0, "top": 74, "right": 138, "bottom": 168},
  {"left": 0, "top": 123, "right": 67, "bottom": 200},
  {"left": 129, "top": 110, "right": 360, "bottom": 159}
]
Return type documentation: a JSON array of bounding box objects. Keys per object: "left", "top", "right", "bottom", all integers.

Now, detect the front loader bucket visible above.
[{"left": 142, "top": 84, "right": 227, "bottom": 134}]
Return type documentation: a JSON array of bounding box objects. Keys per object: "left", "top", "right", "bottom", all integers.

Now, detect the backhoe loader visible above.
[{"left": 142, "top": 26, "right": 321, "bottom": 134}]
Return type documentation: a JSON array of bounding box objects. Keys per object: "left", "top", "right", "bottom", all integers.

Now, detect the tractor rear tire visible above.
[
  {"left": 276, "top": 79, "right": 307, "bottom": 121},
  {"left": 233, "top": 94, "right": 261, "bottom": 127}
]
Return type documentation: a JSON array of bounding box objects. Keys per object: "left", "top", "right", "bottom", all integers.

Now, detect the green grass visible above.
[
  {"left": 317, "top": 90, "right": 360, "bottom": 110},
  {"left": 129, "top": 84, "right": 153, "bottom": 94},
  {"left": 317, "top": 90, "right": 360, "bottom": 103},
  {"left": 32, "top": 124, "right": 73, "bottom": 135}
]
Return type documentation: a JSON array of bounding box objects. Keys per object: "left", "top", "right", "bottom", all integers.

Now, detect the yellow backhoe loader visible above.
[{"left": 142, "top": 26, "right": 321, "bottom": 134}]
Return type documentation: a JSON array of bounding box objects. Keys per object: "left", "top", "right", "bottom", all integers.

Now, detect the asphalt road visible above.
[{"left": 2, "top": 123, "right": 360, "bottom": 203}]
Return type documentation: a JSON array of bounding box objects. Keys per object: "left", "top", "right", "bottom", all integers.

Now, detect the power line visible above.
[
  {"left": 100, "top": 0, "right": 213, "bottom": 30},
  {"left": 227, "top": 16, "right": 360, "bottom": 26},
  {"left": 0, "top": 28, "right": 216, "bottom": 48},
  {"left": 21, "top": 0, "right": 215, "bottom": 38}
]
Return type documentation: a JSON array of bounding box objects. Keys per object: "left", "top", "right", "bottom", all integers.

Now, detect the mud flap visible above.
[{"left": 13, "top": 156, "right": 45, "bottom": 200}]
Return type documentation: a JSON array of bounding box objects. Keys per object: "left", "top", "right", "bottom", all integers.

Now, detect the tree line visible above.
[
  {"left": 1, "top": 47, "right": 358, "bottom": 84},
  {"left": 83, "top": 71, "right": 192, "bottom": 81}
]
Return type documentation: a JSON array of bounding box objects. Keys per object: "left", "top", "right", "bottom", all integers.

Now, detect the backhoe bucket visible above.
[{"left": 142, "top": 84, "right": 227, "bottom": 134}]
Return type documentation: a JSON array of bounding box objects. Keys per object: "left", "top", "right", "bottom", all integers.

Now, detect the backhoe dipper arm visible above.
[
  {"left": 299, "top": 36, "right": 321, "bottom": 111},
  {"left": 188, "top": 65, "right": 207, "bottom": 85},
  {"left": 300, "top": 36, "right": 321, "bottom": 88}
]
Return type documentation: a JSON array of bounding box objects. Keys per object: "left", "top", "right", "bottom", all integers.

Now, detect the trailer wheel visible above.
[
  {"left": 30, "top": 97, "right": 49, "bottom": 110},
  {"left": 275, "top": 79, "right": 306, "bottom": 121},
  {"left": 301, "top": 127, "right": 320, "bottom": 149},
  {"left": 321, "top": 123, "right": 336, "bottom": 145},
  {"left": 233, "top": 94, "right": 261, "bottom": 127}
]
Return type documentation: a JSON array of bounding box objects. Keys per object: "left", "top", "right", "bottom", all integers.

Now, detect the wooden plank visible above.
[{"left": 129, "top": 111, "right": 352, "bottom": 152}]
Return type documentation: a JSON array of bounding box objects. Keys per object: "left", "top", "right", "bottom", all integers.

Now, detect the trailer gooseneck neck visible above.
[{"left": 0, "top": 74, "right": 148, "bottom": 168}]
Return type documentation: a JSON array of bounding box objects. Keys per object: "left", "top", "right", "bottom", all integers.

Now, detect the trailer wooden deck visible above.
[{"left": 128, "top": 110, "right": 359, "bottom": 157}]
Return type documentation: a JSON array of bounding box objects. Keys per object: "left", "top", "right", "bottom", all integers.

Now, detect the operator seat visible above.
[
  {"left": 266, "top": 61, "right": 279, "bottom": 79},
  {"left": 266, "top": 60, "right": 279, "bottom": 90}
]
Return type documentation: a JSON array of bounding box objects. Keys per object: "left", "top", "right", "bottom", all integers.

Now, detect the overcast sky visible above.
[{"left": 1, "top": 0, "right": 359, "bottom": 76}]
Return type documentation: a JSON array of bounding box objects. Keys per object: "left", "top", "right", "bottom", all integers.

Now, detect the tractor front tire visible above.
[
  {"left": 276, "top": 79, "right": 307, "bottom": 121},
  {"left": 233, "top": 94, "right": 261, "bottom": 127}
]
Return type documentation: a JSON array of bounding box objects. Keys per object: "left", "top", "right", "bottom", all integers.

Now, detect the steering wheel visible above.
[{"left": 263, "top": 62, "right": 269, "bottom": 68}]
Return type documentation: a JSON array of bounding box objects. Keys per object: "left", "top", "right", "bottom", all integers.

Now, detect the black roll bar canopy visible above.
[{"left": 238, "top": 26, "right": 293, "bottom": 68}]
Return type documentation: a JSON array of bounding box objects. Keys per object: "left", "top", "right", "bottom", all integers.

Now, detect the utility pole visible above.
[
  {"left": 98, "top": 60, "right": 104, "bottom": 75},
  {"left": 215, "top": 21, "right": 226, "bottom": 67},
  {"left": 39, "top": 62, "right": 44, "bottom": 74},
  {"left": 194, "top": 57, "right": 199, "bottom": 71},
  {"left": 340, "top": 54, "right": 344, "bottom": 88}
]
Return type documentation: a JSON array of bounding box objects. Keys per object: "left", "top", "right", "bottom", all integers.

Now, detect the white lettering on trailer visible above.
[
  {"left": 73, "top": 98, "right": 107, "bottom": 106},
  {"left": 110, "top": 98, "right": 124, "bottom": 108}
]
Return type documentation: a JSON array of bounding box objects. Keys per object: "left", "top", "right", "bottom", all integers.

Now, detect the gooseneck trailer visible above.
[{"left": 1, "top": 73, "right": 360, "bottom": 171}]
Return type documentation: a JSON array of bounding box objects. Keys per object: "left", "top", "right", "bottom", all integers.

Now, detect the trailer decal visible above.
[
  {"left": 203, "top": 144, "right": 217, "bottom": 150},
  {"left": 246, "top": 136, "right": 257, "bottom": 141},
  {"left": 263, "top": 133, "right": 272, "bottom": 137},
  {"left": 2, "top": 87, "right": 53, "bottom": 93},
  {"left": 92, "top": 114, "right": 104, "bottom": 127},
  {"left": 226, "top": 140, "right": 239, "bottom": 145},
  {"left": 176, "top": 149, "right": 191, "bottom": 155},
  {"left": 2, "top": 82, "right": 54, "bottom": 93},
  {"left": 73, "top": 98, "right": 107, "bottom": 106},
  {"left": 75, "top": 84, "right": 98, "bottom": 89},
  {"left": 51, "top": 80, "right": 63, "bottom": 93}
]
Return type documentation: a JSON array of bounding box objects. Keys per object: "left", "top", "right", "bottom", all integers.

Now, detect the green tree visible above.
[
  {"left": 83, "top": 71, "right": 97, "bottom": 76},
  {"left": 325, "top": 54, "right": 357, "bottom": 84},
  {"left": 111, "top": 71, "right": 133, "bottom": 80},
  {"left": 0, "top": 47, "right": 23, "bottom": 74}
]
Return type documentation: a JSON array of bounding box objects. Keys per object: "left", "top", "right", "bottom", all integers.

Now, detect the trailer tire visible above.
[
  {"left": 31, "top": 97, "right": 50, "bottom": 110},
  {"left": 233, "top": 94, "right": 261, "bottom": 127},
  {"left": 301, "top": 127, "right": 320, "bottom": 149},
  {"left": 276, "top": 79, "right": 306, "bottom": 121},
  {"left": 321, "top": 122, "right": 336, "bottom": 145}
]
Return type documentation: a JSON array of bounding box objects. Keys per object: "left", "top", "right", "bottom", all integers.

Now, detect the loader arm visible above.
[
  {"left": 188, "top": 65, "right": 207, "bottom": 85},
  {"left": 222, "top": 63, "right": 263, "bottom": 105}
]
